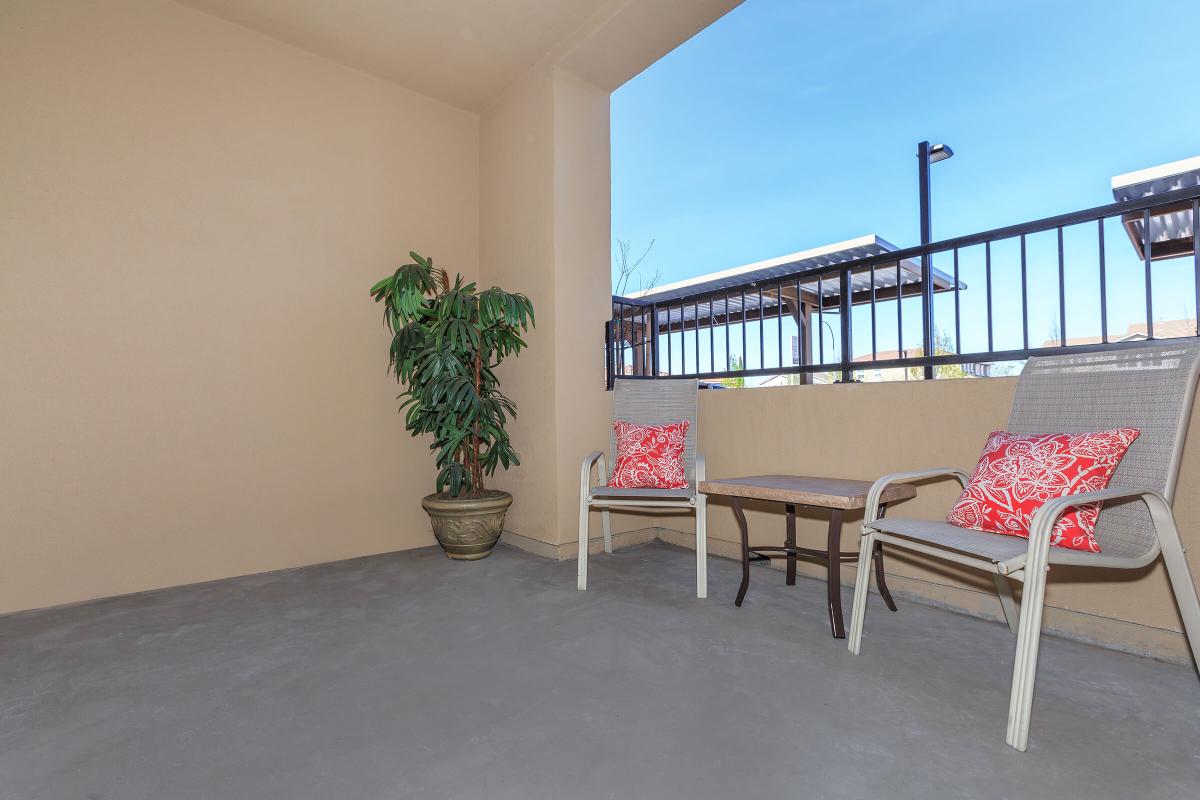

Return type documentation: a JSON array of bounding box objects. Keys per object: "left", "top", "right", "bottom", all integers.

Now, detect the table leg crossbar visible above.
[{"left": 732, "top": 499, "right": 897, "bottom": 638}]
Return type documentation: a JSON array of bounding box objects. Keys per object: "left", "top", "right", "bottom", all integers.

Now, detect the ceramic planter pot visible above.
[{"left": 420, "top": 490, "right": 513, "bottom": 560}]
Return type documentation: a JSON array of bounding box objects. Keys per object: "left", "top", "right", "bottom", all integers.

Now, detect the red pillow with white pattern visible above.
[
  {"left": 946, "top": 428, "right": 1139, "bottom": 552},
  {"left": 608, "top": 420, "right": 690, "bottom": 489}
]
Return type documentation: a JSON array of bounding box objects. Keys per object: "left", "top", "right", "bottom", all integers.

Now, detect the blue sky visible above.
[{"left": 612, "top": 0, "right": 1200, "bottom": 369}]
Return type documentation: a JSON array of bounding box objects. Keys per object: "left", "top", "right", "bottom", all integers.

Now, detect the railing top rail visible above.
[{"left": 610, "top": 294, "right": 655, "bottom": 308}]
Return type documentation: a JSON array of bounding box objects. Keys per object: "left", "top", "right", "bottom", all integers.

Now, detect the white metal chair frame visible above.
[
  {"left": 577, "top": 379, "right": 707, "bottom": 598},
  {"left": 846, "top": 343, "right": 1200, "bottom": 752}
]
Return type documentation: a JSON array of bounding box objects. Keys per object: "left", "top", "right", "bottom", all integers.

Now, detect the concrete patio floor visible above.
[{"left": 2, "top": 541, "right": 1198, "bottom": 800}]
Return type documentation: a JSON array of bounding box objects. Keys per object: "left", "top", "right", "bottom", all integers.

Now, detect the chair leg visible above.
[
  {"left": 993, "top": 573, "right": 1019, "bottom": 635},
  {"left": 577, "top": 496, "right": 589, "bottom": 591},
  {"left": 1155, "top": 510, "right": 1200, "bottom": 676},
  {"left": 695, "top": 496, "right": 708, "bottom": 599},
  {"left": 602, "top": 508, "right": 612, "bottom": 554},
  {"left": 1006, "top": 563, "right": 1049, "bottom": 751},
  {"left": 847, "top": 528, "right": 875, "bottom": 654}
]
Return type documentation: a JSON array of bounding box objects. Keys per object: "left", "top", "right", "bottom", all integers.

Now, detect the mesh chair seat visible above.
[
  {"left": 590, "top": 485, "right": 695, "bottom": 501},
  {"left": 869, "top": 518, "right": 1028, "bottom": 563},
  {"left": 869, "top": 516, "right": 1157, "bottom": 572}
]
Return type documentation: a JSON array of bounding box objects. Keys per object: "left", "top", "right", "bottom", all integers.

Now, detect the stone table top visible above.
[{"left": 697, "top": 474, "right": 916, "bottom": 509}]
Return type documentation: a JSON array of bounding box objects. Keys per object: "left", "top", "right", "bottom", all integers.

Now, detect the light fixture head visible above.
[{"left": 929, "top": 143, "right": 954, "bottom": 163}]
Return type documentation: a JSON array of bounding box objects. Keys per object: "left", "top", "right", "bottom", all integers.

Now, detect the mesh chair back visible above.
[
  {"left": 611, "top": 379, "right": 699, "bottom": 488},
  {"left": 1007, "top": 341, "right": 1200, "bottom": 559}
]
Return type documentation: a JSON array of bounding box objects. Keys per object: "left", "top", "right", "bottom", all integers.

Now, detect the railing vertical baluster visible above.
[
  {"left": 870, "top": 262, "right": 877, "bottom": 360},
  {"left": 618, "top": 302, "right": 626, "bottom": 377},
  {"left": 818, "top": 275, "right": 825, "bottom": 365},
  {"left": 604, "top": 318, "right": 614, "bottom": 390},
  {"left": 681, "top": 303, "right": 691, "bottom": 376},
  {"left": 953, "top": 248, "right": 961, "bottom": 354},
  {"left": 631, "top": 305, "right": 638, "bottom": 375},
  {"left": 700, "top": 298, "right": 710, "bottom": 376},
  {"left": 896, "top": 259, "right": 903, "bottom": 357},
  {"left": 776, "top": 282, "right": 783, "bottom": 369},
  {"left": 650, "top": 304, "right": 660, "bottom": 376},
  {"left": 1144, "top": 209, "right": 1154, "bottom": 338},
  {"left": 741, "top": 289, "right": 747, "bottom": 374},
  {"left": 694, "top": 299, "right": 700, "bottom": 374},
  {"left": 795, "top": 279, "right": 804, "bottom": 372},
  {"left": 922, "top": 249, "right": 934, "bottom": 380},
  {"left": 839, "top": 268, "right": 852, "bottom": 382},
  {"left": 1020, "top": 235, "right": 1029, "bottom": 350},
  {"left": 628, "top": 304, "right": 638, "bottom": 376},
  {"left": 1057, "top": 226, "right": 1067, "bottom": 345},
  {"left": 643, "top": 306, "right": 650, "bottom": 375},
  {"left": 985, "top": 241, "right": 994, "bottom": 353},
  {"left": 757, "top": 288, "right": 764, "bottom": 371},
  {"left": 613, "top": 302, "right": 620, "bottom": 376},
  {"left": 629, "top": 302, "right": 636, "bottom": 374},
  {"left": 633, "top": 307, "right": 643, "bottom": 376},
  {"left": 724, "top": 293, "right": 730, "bottom": 373},
  {"left": 635, "top": 306, "right": 642, "bottom": 375},
  {"left": 666, "top": 305, "right": 672, "bottom": 376},
  {"left": 1194, "top": 200, "right": 1200, "bottom": 336},
  {"left": 1098, "top": 222, "right": 1108, "bottom": 343}
]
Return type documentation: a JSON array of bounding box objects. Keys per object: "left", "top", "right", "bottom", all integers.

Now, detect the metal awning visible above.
[
  {"left": 612, "top": 234, "right": 962, "bottom": 329},
  {"left": 1112, "top": 157, "right": 1200, "bottom": 261}
]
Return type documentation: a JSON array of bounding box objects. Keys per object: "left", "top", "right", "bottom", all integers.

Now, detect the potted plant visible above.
[{"left": 370, "top": 253, "right": 534, "bottom": 560}]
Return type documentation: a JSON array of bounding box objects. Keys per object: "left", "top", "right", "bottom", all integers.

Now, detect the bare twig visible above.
[{"left": 613, "top": 238, "right": 658, "bottom": 296}]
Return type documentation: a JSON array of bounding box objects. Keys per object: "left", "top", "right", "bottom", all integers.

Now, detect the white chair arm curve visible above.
[
  {"left": 1026, "top": 486, "right": 1170, "bottom": 554},
  {"left": 864, "top": 467, "right": 969, "bottom": 525},
  {"left": 579, "top": 451, "right": 608, "bottom": 501}
]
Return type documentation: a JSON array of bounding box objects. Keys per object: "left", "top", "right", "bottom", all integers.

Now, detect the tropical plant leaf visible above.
[{"left": 370, "top": 253, "right": 534, "bottom": 498}]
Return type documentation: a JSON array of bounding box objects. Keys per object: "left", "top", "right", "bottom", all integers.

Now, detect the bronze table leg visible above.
[
  {"left": 785, "top": 503, "right": 797, "bottom": 586},
  {"left": 732, "top": 498, "right": 897, "bottom": 633},
  {"left": 826, "top": 508, "right": 846, "bottom": 638},
  {"left": 734, "top": 497, "right": 750, "bottom": 607}
]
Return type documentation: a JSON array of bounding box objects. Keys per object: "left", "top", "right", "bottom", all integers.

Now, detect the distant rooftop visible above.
[
  {"left": 620, "top": 234, "right": 959, "bottom": 305},
  {"left": 1111, "top": 155, "right": 1200, "bottom": 200},
  {"left": 1111, "top": 156, "right": 1199, "bottom": 261}
]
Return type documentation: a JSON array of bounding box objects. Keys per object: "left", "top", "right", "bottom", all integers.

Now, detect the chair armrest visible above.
[
  {"left": 865, "top": 467, "right": 970, "bottom": 524},
  {"left": 1026, "top": 486, "right": 1171, "bottom": 557},
  {"left": 580, "top": 451, "right": 608, "bottom": 498}
]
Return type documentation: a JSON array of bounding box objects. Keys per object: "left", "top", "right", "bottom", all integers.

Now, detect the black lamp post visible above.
[{"left": 917, "top": 140, "right": 953, "bottom": 378}]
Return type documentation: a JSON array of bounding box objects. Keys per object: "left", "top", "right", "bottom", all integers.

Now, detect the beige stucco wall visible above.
[
  {"left": 0, "top": 0, "right": 479, "bottom": 613},
  {"left": 479, "top": 63, "right": 662, "bottom": 554},
  {"left": 644, "top": 378, "right": 1200, "bottom": 663},
  {"left": 474, "top": 1, "right": 740, "bottom": 554},
  {"left": 477, "top": 64, "right": 559, "bottom": 546},
  {"left": 0, "top": 0, "right": 740, "bottom": 614}
]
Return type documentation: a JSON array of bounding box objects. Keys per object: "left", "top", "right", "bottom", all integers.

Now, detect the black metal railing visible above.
[{"left": 605, "top": 185, "right": 1200, "bottom": 389}]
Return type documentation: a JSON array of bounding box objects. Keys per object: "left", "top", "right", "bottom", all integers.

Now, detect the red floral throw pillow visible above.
[
  {"left": 608, "top": 420, "right": 690, "bottom": 489},
  {"left": 946, "top": 428, "right": 1140, "bottom": 553}
]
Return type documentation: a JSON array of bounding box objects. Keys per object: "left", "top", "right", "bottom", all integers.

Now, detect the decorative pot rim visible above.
[{"left": 421, "top": 490, "right": 513, "bottom": 513}]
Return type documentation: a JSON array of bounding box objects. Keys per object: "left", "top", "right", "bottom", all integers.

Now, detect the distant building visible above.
[
  {"left": 1042, "top": 318, "right": 1198, "bottom": 348},
  {"left": 852, "top": 350, "right": 992, "bottom": 383}
]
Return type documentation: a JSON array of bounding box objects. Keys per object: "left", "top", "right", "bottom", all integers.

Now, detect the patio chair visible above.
[
  {"left": 846, "top": 341, "right": 1200, "bottom": 752},
  {"left": 578, "top": 378, "right": 707, "bottom": 598}
]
